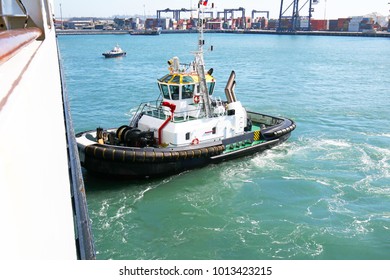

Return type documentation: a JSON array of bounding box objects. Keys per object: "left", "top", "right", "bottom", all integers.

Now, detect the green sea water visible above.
[{"left": 58, "top": 33, "right": 390, "bottom": 260}]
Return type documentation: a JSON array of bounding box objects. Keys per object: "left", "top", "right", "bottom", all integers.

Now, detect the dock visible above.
[{"left": 56, "top": 28, "right": 390, "bottom": 38}]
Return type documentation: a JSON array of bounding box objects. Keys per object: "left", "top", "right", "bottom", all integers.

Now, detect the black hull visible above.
[
  {"left": 102, "top": 52, "right": 126, "bottom": 58},
  {"left": 130, "top": 31, "right": 160, "bottom": 36},
  {"left": 78, "top": 132, "right": 291, "bottom": 178},
  {"left": 83, "top": 154, "right": 209, "bottom": 178}
]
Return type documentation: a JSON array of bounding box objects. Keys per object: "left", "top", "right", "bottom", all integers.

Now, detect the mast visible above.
[
  {"left": 60, "top": 3, "right": 64, "bottom": 30},
  {"left": 195, "top": 1, "right": 212, "bottom": 118},
  {"left": 143, "top": 4, "right": 146, "bottom": 30}
]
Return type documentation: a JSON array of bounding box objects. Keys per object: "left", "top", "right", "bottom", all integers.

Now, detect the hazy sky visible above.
[{"left": 55, "top": 0, "right": 389, "bottom": 19}]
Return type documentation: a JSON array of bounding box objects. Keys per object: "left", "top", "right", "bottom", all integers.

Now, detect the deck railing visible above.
[
  {"left": 131, "top": 100, "right": 228, "bottom": 125},
  {"left": 58, "top": 42, "right": 96, "bottom": 260}
]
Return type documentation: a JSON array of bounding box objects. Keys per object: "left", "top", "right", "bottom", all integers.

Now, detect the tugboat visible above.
[
  {"left": 76, "top": 5, "right": 296, "bottom": 178},
  {"left": 102, "top": 44, "right": 126, "bottom": 58}
]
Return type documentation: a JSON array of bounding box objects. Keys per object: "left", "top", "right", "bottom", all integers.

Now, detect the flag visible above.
[{"left": 199, "top": 0, "right": 208, "bottom": 6}]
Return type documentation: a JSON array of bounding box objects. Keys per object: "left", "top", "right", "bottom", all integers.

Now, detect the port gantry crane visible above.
[
  {"left": 156, "top": 8, "right": 196, "bottom": 21},
  {"left": 202, "top": 11, "right": 214, "bottom": 18},
  {"left": 278, "top": 0, "right": 319, "bottom": 32},
  {"left": 222, "top": 7, "right": 246, "bottom": 29},
  {"left": 251, "top": 10, "right": 270, "bottom": 20}
]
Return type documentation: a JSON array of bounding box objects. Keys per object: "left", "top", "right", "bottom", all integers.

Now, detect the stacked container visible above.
[{"left": 348, "top": 16, "right": 363, "bottom": 32}]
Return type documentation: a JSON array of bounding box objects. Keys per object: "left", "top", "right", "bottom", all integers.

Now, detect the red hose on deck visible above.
[
  {"left": 158, "top": 115, "right": 172, "bottom": 145},
  {"left": 158, "top": 102, "right": 176, "bottom": 145},
  {"left": 0, "top": 28, "right": 42, "bottom": 64}
]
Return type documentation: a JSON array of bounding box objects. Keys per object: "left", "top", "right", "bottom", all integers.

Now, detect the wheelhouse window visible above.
[
  {"left": 159, "top": 84, "right": 170, "bottom": 99},
  {"left": 159, "top": 74, "right": 173, "bottom": 83},
  {"left": 182, "top": 84, "right": 195, "bottom": 99},
  {"left": 182, "top": 76, "right": 194, "bottom": 83},
  {"left": 169, "top": 85, "right": 180, "bottom": 100},
  {"left": 207, "top": 82, "right": 215, "bottom": 95},
  {"left": 171, "top": 75, "right": 181, "bottom": 84}
]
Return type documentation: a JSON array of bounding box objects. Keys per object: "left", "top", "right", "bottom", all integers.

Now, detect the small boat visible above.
[
  {"left": 130, "top": 28, "right": 161, "bottom": 36},
  {"left": 102, "top": 44, "right": 126, "bottom": 58},
  {"left": 77, "top": 7, "right": 296, "bottom": 178}
]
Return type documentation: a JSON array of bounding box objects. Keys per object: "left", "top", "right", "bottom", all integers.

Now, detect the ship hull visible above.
[
  {"left": 130, "top": 30, "right": 161, "bottom": 36},
  {"left": 102, "top": 52, "right": 126, "bottom": 58},
  {"left": 76, "top": 113, "right": 295, "bottom": 178}
]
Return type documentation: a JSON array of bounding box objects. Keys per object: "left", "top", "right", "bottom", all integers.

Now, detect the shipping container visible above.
[
  {"left": 251, "top": 17, "right": 267, "bottom": 29},
  {"left": 337, "top": 18, "right": 350, "bottom": 31},
  {"left": 278, "top": 18, "right": 292, "bottom": 30},
  {"left": 361, "top": 17, "right": 374, "bottom": 24},
  {"left": 268, "top": 19, "right": 278, "bottom": 30},
  {"left": 328, "top": 19, "right": 338, "bottom": 31},
  {"left": 360, "top": 22, "right": 374, "bottom": 32},
  {"left": 206, "top": 20, "right": 223, "bottom": 30},
  {"left": 310, "top": 19, "right": 328, "bottom": 31},
  {"left": 348, "top": 22, "right": 360, "bottom": 32},
  {"left": 260, "top": 18, "right": 268, "bottom": 29},
  {"left": 300, "top": 19, "right": 309, "bottom": 30}
]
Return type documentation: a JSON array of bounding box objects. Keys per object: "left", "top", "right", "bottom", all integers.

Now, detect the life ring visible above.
[
  {"left": 191, "top": 138, "right": 199, "bottom": 145},
  {"left": 193, "top": 94, "right": 200, "bottom": 104}
]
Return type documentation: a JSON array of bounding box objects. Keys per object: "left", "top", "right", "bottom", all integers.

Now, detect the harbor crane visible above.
[
  {"left": 251, "top": 10, "right": 270, "bottom": 20},
  {"left": 157, "top": 8, "right": 196, "bottom": 21},
  {"left": 278, "top": 0, "right": 318, "bottom": 31},
  {"left": 216, "top": 11, "right": 224, "bottom": 18},
  {"left": 202, "top": 11, "right": 214, "bottom": 18},
  {"left": 223, "top": 7, "right": 246, "bottom": 29}
]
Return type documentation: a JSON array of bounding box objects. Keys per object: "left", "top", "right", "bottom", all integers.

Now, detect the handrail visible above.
[
  {"left": 0, "top": 27, "right": 42, "bottom": 64},
  {"left": 134, "top": 99, "right": 228, "bottom": 124},
  {"left": 57, "top": 40, "right": 96, "bottom": 260}
]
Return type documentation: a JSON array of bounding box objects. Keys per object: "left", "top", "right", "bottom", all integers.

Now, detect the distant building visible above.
[
  {"left": 206, "top": 19, "right": 223, "bottom": 30},
  {"left": 71, "top": 20, "right": 94, "bottom": 29}
]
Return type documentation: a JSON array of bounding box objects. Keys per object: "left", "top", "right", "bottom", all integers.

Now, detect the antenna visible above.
[
  {"left": 60, "top": 3, "right": 64, "bottom": 30},
  {"left": 195, "top": 1, "right": 212, "bottom": 118},
  {"left": 323, "top": 0, "right": 327, "bottom": 20}
]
